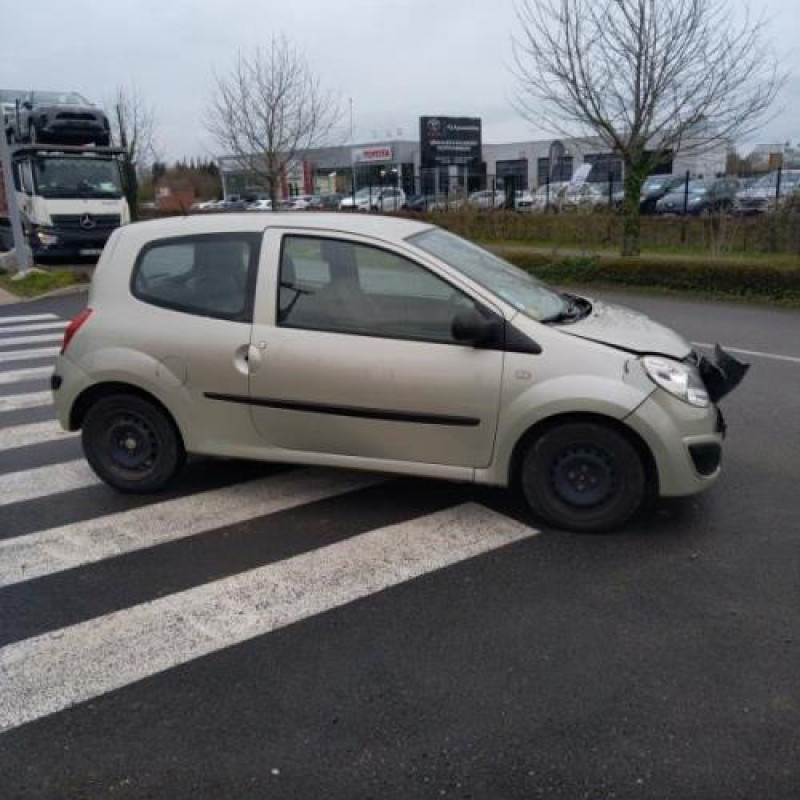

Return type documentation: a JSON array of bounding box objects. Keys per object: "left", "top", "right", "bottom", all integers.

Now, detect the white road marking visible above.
[
  {"left": 0, "top": 390, "right": 53, "bottom": 413},
  {"left": 0, "top": 313, "right": 59, "bottom": 325},
  {"left": 0, "top": 321, "right": 66, "bottom": 334},
  {"left": 0, "top": 468, "right": 383, "bottom": 587},
  {"left": 0, "top": 460, "right": 97, "bottom": 507},
  {"left": 0, "top": 333, "right": 64, "bottom": 348},
  {"left": 692, "top": 341, "right": 800, "bottom": 365},
  {"left": 0, "top": 366, "right": 53, "bottom": 385},
  {"left": 0, "top": 503, "right": 537, "bottom": 733},
  {"left": 0, "top": 419, "right": 74, "bottom": 451},
  {"left": 0, "top": 347, "right": 59, "bottom": 364}
]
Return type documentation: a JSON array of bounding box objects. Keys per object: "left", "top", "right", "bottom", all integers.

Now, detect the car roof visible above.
[{"left": 119, "top": 212, "right": 434, "bottom": 244}]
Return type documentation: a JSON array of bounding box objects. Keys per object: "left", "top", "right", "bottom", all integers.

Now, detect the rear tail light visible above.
[{"left": 61, "top": 308, "right": 93, "bottom": 354}]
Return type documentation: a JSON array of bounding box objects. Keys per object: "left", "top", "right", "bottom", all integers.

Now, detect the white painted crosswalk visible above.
[
  {"left": 0, "top": 389, "right": 53, "bottom": 413},
  {"left": 0, "top": 503, "right": 536, "bottom": 733},
  {"left": 0, "top": 321, "right": 66, "bottom": 334},
  {"left": 0, "top": 419, "right": 75, "bottom": 450},
  {"left": 0, "top": 468, "right": 383, "bottom": 587},
  {"left": 0, "top": 459, "right": 98, "bottom": 506},
  {"left": 0, "top": 346, "right": 61, "bottom": 363},
  {"left": 0, "top": 332, "right": 64, "bottom": 348},
  {"left": 0, "top": 365, "right": 54, "bottom": 385},
  {"left": 0, "top": 309, "right": 539, "bottom": 737},
  {"left": 0, "top": 313, "right": 60, "bottom": 325}
]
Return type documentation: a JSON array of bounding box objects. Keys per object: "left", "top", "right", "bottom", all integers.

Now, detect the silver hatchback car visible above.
[{"left": 52, "top": 213, "right": 746, "bottom": 532}]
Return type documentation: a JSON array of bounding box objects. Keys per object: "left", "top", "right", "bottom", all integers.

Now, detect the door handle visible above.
[{"left": 234, "top": 344, "right": 261, "bottom": 375}]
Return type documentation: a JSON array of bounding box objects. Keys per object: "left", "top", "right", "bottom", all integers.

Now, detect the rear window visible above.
[{"left": 131, "top": 233, "right": 260, "bottom": 321}]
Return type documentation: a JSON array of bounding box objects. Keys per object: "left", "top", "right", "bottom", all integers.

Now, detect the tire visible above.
[
  {"left": 81, "top": 393, "right": 185, "bottom": 493},
  {"left": 519, "top": 422, "right": 647, "bottom": 533}
]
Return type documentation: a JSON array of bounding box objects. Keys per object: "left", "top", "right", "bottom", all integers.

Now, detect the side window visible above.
[
  {"left": 278, "top": 235, "right": 478, "bottom": 344},
  {"left": 132, "top": 233, "right": 258, "bottom": 321}
]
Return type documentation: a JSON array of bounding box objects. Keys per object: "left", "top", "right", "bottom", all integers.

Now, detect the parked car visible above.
[
  {"left": 468, "top": 189, "right": 507, "bottom": 210},
  {"left": 514, "top": 190, "right": 535, "bottom": 211},
  {"left": 52, "top": 213, "right": 745, "bottom": 532},
  {"left": 316, "top": 193, "right": 343, "bottom": 210},
  {"left": 561, "top": 183, "right": 608, "bottom": 212},
  {"left": 524, "top": 182, "right": 571, "bottom": 212},
  {"left": 639, "top": 175, "right": 687, "bottom": 213},
  {"left": 6, "top": 90, "right": 111, "bottom": 146},
  {"left": 340, "top": 187, "right": 407, "bottom": 212},
  {"left": 406, "top": 194, "right": 450, "bottom": 212},
  {"left": 246, "top": 198, "right": 273, "bottom": 212},
  {"left": 733, "top": 170, "right": 800, "bottom": 215},
  {"left": 287, "top": 194, "right": 322, "bottom": 211},
  {"left": 655, "top": 178, "right": 740, "bottom": 216}
]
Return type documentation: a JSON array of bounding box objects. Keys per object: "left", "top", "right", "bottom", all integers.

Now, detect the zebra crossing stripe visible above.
[
  {"left": 0, "top": 366, "right": 54, "bottom": 385},
  {"left": 0, "top": 321, "right": 66, "bottom": 334},
  {"left": 0, "top": 460, "right": 97, "bottom": 507},
  {"left": 0, "top": 333, "right": 65, "bottom": 348},
  {"left": 0, "top": 313, "right": 60, "bottom": 325},
  {"left": 0, "top": 503, "right": 536, "bottom": 733},
  {"left": 0, "top": 390, "right": 53, "bottom": 414},
  {"left": 0, "top": 347, "right": 60, "bottom": 364},
  {"left": 0, "top": 468, "right": 383, "bottom": 587},
  {"left": 0, "top": 419, "right": 73, "bottom": 451}
]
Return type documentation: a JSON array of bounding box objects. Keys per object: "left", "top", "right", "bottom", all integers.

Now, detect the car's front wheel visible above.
[
  {"left": 519, "top": 421, "right": 647, "bottom": 533},
  {"left": 82, "top": 393, "right": 185, "bottom": 493}
]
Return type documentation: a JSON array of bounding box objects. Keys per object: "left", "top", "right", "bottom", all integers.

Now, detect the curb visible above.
[{"left": 0, "top": 282, "right": 90, "bottom": 305}]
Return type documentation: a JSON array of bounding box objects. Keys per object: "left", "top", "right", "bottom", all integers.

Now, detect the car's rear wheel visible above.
[
  {"left": 519, "top": 421, "right": 646, "bottom": 533},
  {"left": 82, "top": 394, "right": 185, "bottom": 493}
]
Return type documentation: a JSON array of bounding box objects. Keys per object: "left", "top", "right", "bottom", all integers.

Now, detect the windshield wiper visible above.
[{"left": 542, "top": 293, "right": 592, "bottom": 325}]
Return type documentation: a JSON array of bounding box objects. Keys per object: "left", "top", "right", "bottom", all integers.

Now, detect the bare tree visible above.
[
  {"left": 512, "top": 0, "right": 784, "bottom": 255},
  {"left": 206, "top": 35, "right": 343, "bottom": 208},
  {"left": 110, "top": 86, "right": 158, "bottom": 221}
]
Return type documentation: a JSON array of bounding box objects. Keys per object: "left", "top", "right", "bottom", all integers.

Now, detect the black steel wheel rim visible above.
[
  {"left": 104, "top": 413, "right": 158, "bottom": 473},
  {"left": 551, "top": 445, "right": 617, "bottom": 508}
]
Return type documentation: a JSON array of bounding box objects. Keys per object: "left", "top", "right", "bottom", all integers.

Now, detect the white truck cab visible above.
[{"left": 0, "top": 144, "right": 130, "bottom": 257}]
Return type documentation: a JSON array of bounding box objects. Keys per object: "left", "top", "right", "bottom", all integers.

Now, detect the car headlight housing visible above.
[{"left": 642, "top": 356, "right": 709, "bottom": 408}]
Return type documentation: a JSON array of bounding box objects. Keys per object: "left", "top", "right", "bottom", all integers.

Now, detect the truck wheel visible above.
[
  {"left": 82, "top": 394, "right": 186, "bottom": 493},
  {"left": 519, "top": 421, "right": 646, "bottom": 533}
]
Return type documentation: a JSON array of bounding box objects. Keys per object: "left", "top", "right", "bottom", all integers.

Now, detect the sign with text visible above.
[
  {"left": 352, "top": 146, "right": 393, "bottom": 164},
  {"left": 420, "top": 116, "right": 482, "bottom": 168}
]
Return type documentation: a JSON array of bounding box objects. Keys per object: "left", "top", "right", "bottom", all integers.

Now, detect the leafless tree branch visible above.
[
  {"left": 206, "top": 35, "right": 343, "bottom": 207},
  {"left": 511, "top": 0, "right": 786, "bottom": 254}
]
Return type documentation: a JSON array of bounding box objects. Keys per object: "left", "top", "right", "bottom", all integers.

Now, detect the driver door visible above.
[{"left": 248, "top": 229, "right": 505, "bottom": 468}]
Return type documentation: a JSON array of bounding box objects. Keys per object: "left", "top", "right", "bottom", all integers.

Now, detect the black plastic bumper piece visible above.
[
  {"left": 50, "top": 373, "right": 62, "bottom": 391},
  {"left": 690, "top": 442, "right": 722, "bottom": 476}
]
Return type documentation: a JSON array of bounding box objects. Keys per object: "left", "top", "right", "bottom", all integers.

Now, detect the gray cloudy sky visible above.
[{"left": 5, "top": 0, "right": 798, "bottom": 159}]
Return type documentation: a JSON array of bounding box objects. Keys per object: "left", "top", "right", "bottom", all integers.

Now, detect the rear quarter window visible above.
[{"left": 131, "top": 233, "right": 261, "bottom": 321}]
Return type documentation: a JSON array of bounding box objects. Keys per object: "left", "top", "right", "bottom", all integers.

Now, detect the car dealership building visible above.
[{"left": 217, "top": 116, "right": 728, "bottom": 200}]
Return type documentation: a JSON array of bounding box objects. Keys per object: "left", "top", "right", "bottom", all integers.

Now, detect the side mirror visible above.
[{"left": 451, "top": 308, "right": 501, "bottom": 347}]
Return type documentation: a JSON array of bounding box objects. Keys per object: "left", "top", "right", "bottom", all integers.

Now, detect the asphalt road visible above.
[{"left": 1, "top": 289, "right": 798, "bottom": 800}]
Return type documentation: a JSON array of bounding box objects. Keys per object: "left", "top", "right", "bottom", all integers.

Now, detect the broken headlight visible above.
[{"left": 642, "top": 356, "right": 709, "bottom": 408}]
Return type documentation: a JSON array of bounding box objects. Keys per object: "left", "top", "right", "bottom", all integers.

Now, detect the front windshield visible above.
[
  {"left": 32, "top": 157, "right": 123, "bottom": 199},
  {"left": 31, "top": 91, "right": 90, "bottom": 106},
  {"left": 354, "top": 188, "right": 376, "bottom": 199},
  {"left": 408, "top": 228, "right": 566, "bottom": 322}
]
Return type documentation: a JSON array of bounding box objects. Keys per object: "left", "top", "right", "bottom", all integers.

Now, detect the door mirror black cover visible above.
[{"left": 451, "top": 308, "right": 501, "bottom": 347}]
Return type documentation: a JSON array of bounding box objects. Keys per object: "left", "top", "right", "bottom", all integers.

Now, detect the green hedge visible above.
[
  {"left": 497, "top": 249, "right": 800, "bottom": 306},
  {"left": 421, "top": 207, "right": 800, "bottom": 256}
]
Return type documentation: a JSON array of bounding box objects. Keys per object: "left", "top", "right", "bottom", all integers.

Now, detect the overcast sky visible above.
[{"left": 5, "top": 0, "right": 799, "bottom": 160}]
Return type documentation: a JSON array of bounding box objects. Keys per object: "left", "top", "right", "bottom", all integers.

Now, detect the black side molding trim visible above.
[{"left": 204, "top": 393, "right": 481, "bottom": 427}]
